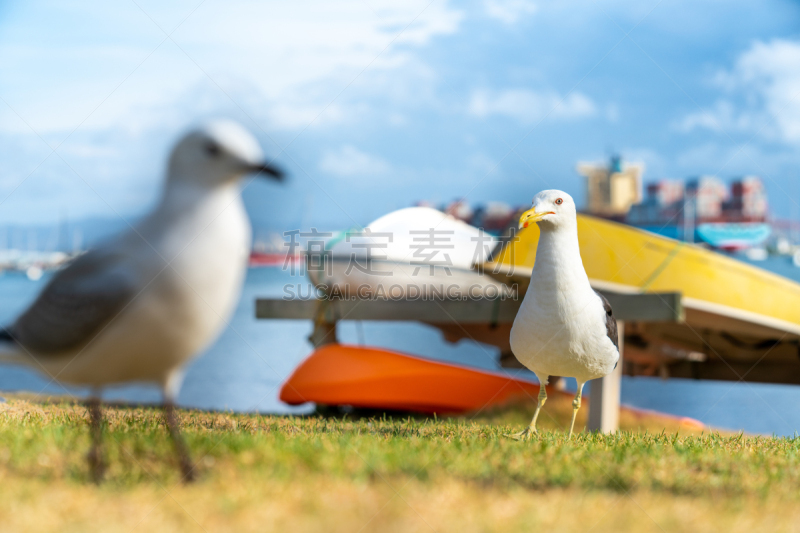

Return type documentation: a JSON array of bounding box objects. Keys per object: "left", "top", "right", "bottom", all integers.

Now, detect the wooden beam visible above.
[
  {"left": 255, "top": 291, "right": 682, "bottom": 324},
  {"left": 600, "top": 291, "right": 683, "bottom": 323},
  {"left": 256, "top": 298, "right": 319, "bottom": 320},
  {"left": 662, "top": 359, "right": 800, "bottom": 385},
  {"left": 587, "top": 322, "right": 624, "bottom": 433}
]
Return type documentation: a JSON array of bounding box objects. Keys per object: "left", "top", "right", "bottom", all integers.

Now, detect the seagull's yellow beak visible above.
[{"left": 518, "top": 207, "right": 554, "bottom": 229}]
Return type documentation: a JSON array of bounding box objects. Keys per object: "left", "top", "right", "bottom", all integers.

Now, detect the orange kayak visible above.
[{"left": 279, "top": 344, "right": 542, "bottom": 413}]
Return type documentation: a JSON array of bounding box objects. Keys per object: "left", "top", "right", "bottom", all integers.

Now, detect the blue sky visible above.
[{"left": 1, "top": 0, "right": 799, "bottom": 231}]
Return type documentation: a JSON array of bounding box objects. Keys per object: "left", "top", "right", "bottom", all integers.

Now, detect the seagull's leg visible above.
[
  {"left": 86, "top": 396, "right": 105, "bottom": 483},
  {"left": 164, "top": 401, "right": 195, "bottom": 483},
  {"left": 568, "top": 381, "right": 586, "bottom": 438},
  {"left": 509, "top": 375, "right": 548, "bottom": 441},
  {"left": 527, "top": 383, "right": 548, "bottom": 434}
]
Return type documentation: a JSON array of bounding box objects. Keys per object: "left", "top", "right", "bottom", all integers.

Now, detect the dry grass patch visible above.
[{"left": 0, "top": 393, "right": 796, "bottom": 532}]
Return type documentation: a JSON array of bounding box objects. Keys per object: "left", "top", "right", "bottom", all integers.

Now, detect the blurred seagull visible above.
[
  {"left": 0, "top": 120, "right": 284, "bottom": 481},
  {"left": 509, "top": 190, "right": 619, "bottom": 439}
]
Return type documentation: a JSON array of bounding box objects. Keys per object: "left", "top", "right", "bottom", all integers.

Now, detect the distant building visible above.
[
  {"left": 650, "top": 180, "right": 684, "bottom": 207},
  {"left": 627, "top": 176, "right": 767, "bottom": 226},
  {"left": 727, "top": 176, "right": 768, "bottom": 221},
  {"left": 578, "top": 155, "right": 643, "bottom": 218},
  {"left": 445, "top": 200, "right": 474, "bottom": 222},
  {"left": 626, "top": 179, "right": 684, "bottom": 226},
  {"left": 686, "top": 176, "right": 728, "bottom": 220},
  {"left": 472, "top": 201, "right": 514, "bottom": 232}
]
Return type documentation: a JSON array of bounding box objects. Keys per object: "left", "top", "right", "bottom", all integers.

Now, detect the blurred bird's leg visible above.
[
  {"left": 508, "top": 375, "right": 548, "bottom": 441},
  {"left": 162, "top": 372, "right": 195, "bottom": 482},
  {"left": 164, "top": 401, "right": 195, "bottom": 483},
  {"left": 86, "top": 395, "right": 105, "bottom": 483},
  {"left": 568, "top": 381, "right": 586, "bottom": 438}
]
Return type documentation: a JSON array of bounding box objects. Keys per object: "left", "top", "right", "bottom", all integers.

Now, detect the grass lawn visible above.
[{"left": 1, "top": 392, "right": 799, "bottom": 533}]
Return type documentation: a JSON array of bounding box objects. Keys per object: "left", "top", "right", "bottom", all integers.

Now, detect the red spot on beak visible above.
[{"left": 523, "top": 222, "right": 529, "bottom": 228}]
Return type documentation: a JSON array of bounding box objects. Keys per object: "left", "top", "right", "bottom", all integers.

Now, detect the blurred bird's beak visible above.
[
  {"left": 518, "top": 207, "right": 553, "bottom": 229},
  {"left": 245, "top": 162, "right": 285, "bottom": 182}
]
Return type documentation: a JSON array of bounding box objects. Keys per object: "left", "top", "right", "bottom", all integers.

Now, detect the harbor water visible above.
[{"left": 1, "top": 257, "right": 800, "bottom": 436}]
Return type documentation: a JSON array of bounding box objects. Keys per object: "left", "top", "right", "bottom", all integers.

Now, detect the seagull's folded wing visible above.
[
  {"left": 10, "top": 250, "right": 141, "bottom": 355},
  {"left": 593, "top": 289, "right": 618, "bottom": 350}
]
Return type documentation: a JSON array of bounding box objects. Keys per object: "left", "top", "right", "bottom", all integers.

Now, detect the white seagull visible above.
[
  {"left": 509, "top": 190, "right": 619, "bottom": 439},
  {"left": 0, "top": 120, "right": 283, "bottom": 481}
]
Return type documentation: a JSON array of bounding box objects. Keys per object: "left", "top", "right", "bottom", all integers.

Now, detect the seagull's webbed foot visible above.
[
  {"left": 507, "top": 379, "right": 548, "bottom": 441},
  {"left": 507, "top": 425, "right": 537, "bottom": 441},
  {"left": 86, "top": 397, "right": 105, "bottom": 483},
  {"left": 164, "top": 402, "right": 196, "bottom": 483}
]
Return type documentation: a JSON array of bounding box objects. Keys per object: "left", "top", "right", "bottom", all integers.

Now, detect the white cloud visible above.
[
  {"left": 177, "top": 1, "right": 464, "bottom": 92},
  {"left": 678, "top": 39, "right": 800, "bottom": 144},
  {"left": 0, "top": 0, "right": 463, "bottom": 221},
  {"left": 469, "top": 88, "right": 596, "bottom": 124},
  {"left": 677, "top": 101, "right": 761, "bottom": 134},
  {"left": 483, "top": 0, "right": 537, "bottom": 24},
  {"left": 0, "top": 0, "right": 465, "bottom": 136},
  {"left": 319, "top": 145, "right": 390, "bottom": 177}
]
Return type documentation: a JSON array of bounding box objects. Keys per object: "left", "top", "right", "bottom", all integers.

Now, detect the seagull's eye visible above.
[
  {"left": 555, "top": 198, "right": 563, "bottom": 205},
  {"left": 205, "top": 143, "right": 221, "bottom": 157}
]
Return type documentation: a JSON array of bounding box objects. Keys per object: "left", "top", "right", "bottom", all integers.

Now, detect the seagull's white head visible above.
[
  {"left": 518, "top": 190, "right": 577, "bottom": 230},
  {"left": 167, "top": 120, "right": 283, "bottom": 188}
]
